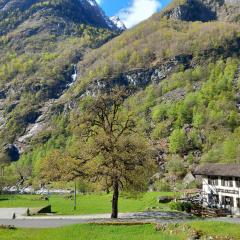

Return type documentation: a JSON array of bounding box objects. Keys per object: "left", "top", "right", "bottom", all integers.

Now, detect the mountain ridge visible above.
[
  {"left": 0, "top": 0, "right": 124, "bottom": 36},
  {"left": 0, "top": 0, "right": 120, "bottom": 159},
  {"left": 0, "top": 0, "right": 240, "bottom": 188},
  {"left": 161, "top": 0, "right": 240, "bottom": 22}
]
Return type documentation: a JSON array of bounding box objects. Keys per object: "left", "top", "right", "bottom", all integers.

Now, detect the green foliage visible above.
[
  {"left": 0, "top": 224, "right": 183, "bottom": 240},
  {"left": 169, "top": 201, "right": 192, "bottom": 213},
  {"left": 169, "top": 129, "right": 188, "bottom": 154},
  {"left": 0, "top": 192, "right": 177, "bottom": 215},
  {"left": 0, "top": 221, "right": 240, "bottom": 240},
  {"left": 153, "top": 180, "right": 171, "bottom": 192},
  {"left": 152, "top": 121, "right": 171, "bottom": 139},
  {"left": 166, "top": 156, "right": 187, "bottom": 178},
  {"left": 74, "top": 19, "right": 240, "bottom": 93},
  {"left": 202, "top": 129, "right": 240, "bottom": 163},
  {"left": 1, "top": 0, "right": 240, "bottom": 186}
]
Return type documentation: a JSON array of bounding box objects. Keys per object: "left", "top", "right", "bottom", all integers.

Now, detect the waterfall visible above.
[
  {"left": 66, "top": 64, "right": 78, "bottom": 88},
  {"left": 71, "top": 64, "right": 77, "bottom": 82}
]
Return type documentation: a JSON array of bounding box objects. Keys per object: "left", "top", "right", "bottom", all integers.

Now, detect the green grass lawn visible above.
[
  {"left": 0, "top": 224, "right": 181, "bottom": 240},
  {"left": 0, "top": 222, "right": 239, "bottom": 240},
  {"left": 190, "top": 221, "right": 240, "bottom": 239},
  {"left": 0, "top": 192, "right": 177, "bottom": 215}
]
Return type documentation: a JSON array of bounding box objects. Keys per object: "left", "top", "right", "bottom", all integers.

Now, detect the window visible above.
[
  {"left": 235, "top": 178, "right": 240, "bottom": 188},
  {"left": 237, "top": 198, "right": 240, "bottom": 208},
  {"left": 222, "top": 196, "right": 234, "bottom": 207},
  {"left": 208, "top": 194, "right": 219, "bottom": 206},
  {"left": 208, "top": 176, "right": 218, "bottom": 186},
  {"left": 221, "top": 177, "right": 233, "bottom": 187}
]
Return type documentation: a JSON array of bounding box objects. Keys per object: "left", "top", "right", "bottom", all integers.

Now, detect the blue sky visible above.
[{"left": 97, "top": 0, "right": 172, "bottom": 28}]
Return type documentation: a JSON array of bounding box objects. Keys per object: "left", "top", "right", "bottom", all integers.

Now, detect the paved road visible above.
[
  {"left": 0, "top": 219, "right": 94, "bottom": 228},
  {"left": 0, "top": 208, "right": 27, "bottom": 219},
  {"left": 0, "top": 217, "right": 240, "bottom": 228},
  {"left": 0, "top": 211, "right": 192, "bottom": 228},
  {"left": 0, "top": 218, "right": 190, "bottom": 228},
  {"left": 0, "top": 209, "right": 239, "bottom": 228}
]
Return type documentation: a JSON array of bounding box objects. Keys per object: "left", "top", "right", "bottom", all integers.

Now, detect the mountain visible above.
[
  {"left": 110, "top": 16, "right": 127, "bottom": 31},
  {"left": 162, "top": 0, "right": 240, "bottom": 22},
  {"left": 0, "top": 0, "right": 121, "bottom": 35},
  {"left": 1, "top": 0, "right": 240, "bottom": 187},
  {"left": 0, "top": 0, "right": 120, "bottom": 160}
]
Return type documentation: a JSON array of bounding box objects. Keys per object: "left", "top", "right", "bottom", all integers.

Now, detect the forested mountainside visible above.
[
  {"left": 1, "top": 0, "right": 240, "bottom": 189},
  {"left": 0, "top": 0, "right": 122, "bottom": 160}
]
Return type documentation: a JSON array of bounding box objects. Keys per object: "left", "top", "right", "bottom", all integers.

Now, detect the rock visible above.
[
  {"left": 29, "top": 205, "right": 51, "bottom": 215},
  {"left": 77, "top": 55, "right": 191, "bottom": 100},
  {"left": 5, "top": 101, "right": 19, "bottom": 113},
  {"left": 155, "top": 223, "right": 167, "bottom": 231},
  {"left": 188, "top": 229, "right": 203, "bottom": 240},
  {"left": 162, "top": 0, "right": 240, "bottom": 22},
  {"left": 0, "top": 90, "right": 6, "bottom": 99},
  {"left": 206, "top": 237, "right": 214, "bottom": 240},
  {"left": 4, "top": 144, "right": 20, "bottom": 162},
  {"left": 161, "top": 88, "right": 186, "bottom": 102},
  {"left": 183, "top": 172, "right": 196, "bottom": 185},
  {"left": 0, "top": 225, "right": 16, "bottom": 230},
  {"left": 23, "top": 111, "right": 40, "bottom": 124},
  {"left": 165, "top": 1, "right": 216, "bottom": 22}
]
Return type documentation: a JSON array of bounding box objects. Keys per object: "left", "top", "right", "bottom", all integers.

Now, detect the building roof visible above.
[{"left": 194, "top": 164, "right": 240, "bottom": 178}]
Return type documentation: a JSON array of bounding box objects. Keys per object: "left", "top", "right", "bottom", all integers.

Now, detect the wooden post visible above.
[{"left": 74, "top": 180, "right": 77, "bottom": 211}]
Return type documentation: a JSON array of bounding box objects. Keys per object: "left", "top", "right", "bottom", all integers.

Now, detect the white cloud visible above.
[
  {"left": 118, "top": 0, "right": 161, "bottom": 28},
  {"left": 96, "top": 0, "right": 102, "bottom": 5}
]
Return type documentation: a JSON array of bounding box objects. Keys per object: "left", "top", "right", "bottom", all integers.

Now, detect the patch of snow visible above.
[
  {"left": 82, "top": 0, "right": 125, "bottom": 31},
  {"left": 87, "top": 0, "right": 97, "bottom": 6},
  {"left": 110, "top": 16, "right": 127, "bottom": 30}
]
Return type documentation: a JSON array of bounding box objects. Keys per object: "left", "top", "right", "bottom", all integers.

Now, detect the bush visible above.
[
  {"left": 153, "top": 180, "right": 171, "bottom": 191},
  {"left": 169, "top": 129, "right": 188, "bottom": 154},
  {"left": 151, "top": 122, "right": 171, "bottom": 139},
  {"left": 170, "top": 201, "right": 192, "bottom": 213},
  {"left": 166, "top": 156, "right": 187, "bottom": 178}
]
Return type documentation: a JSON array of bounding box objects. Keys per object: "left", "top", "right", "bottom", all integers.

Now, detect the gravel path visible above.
[
  {"left": 0, "top": 209, "right": 239, "bottom": 228},
  {"left": 0, "top": 211, "right": 192, "bottom": 228},
  {"left": 0, "top": 217, "right": 190, "bottom": 228}
]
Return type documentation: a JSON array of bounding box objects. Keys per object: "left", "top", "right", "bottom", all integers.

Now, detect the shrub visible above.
[
  {"left": 166, "top": 156, "right": 187, "bottom": 178},
  {"left": 153, "top": 180, "right": 171, "bottom": 191},
  {"left": 170, "top": 201, "right": 192, "bottom": 213},
  {"left": 151, "top": 122, "right": 171, "bottom": 139},
  {"left": 169, "top": 129, "right": 188, "bottom": 154}
]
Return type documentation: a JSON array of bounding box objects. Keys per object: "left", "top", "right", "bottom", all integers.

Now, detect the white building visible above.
[{"left": 194, "top": 164, "right": 240, "bottom": 215}]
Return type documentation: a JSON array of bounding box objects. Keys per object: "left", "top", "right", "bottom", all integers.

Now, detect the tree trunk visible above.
[{"left": 111, "top": 179, "right": 119, "bottom": 219}]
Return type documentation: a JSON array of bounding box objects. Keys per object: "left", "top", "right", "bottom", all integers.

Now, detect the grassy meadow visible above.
[
  {"left": 0, "top": 192, "right": 177, "bottom": 215},
  {"left": 0, "top": 224, "right": 181, "bottom": 240},
  {"left": 0, "top": 222, "right": 240, "bottom": 240}
]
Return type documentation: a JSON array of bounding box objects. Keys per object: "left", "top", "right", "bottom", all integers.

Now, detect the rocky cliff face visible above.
[{"left": 162, "top": 0, "right": 240, "bottom": 22}]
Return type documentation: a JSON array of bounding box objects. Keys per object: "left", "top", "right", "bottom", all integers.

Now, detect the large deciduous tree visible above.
[{"left": 41, "top": 88, "right": 155, "bottom": 218}]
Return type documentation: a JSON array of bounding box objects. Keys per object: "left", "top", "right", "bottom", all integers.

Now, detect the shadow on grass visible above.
[{"left": 0, "top": 198, "right": 9, "bottom": 201}]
